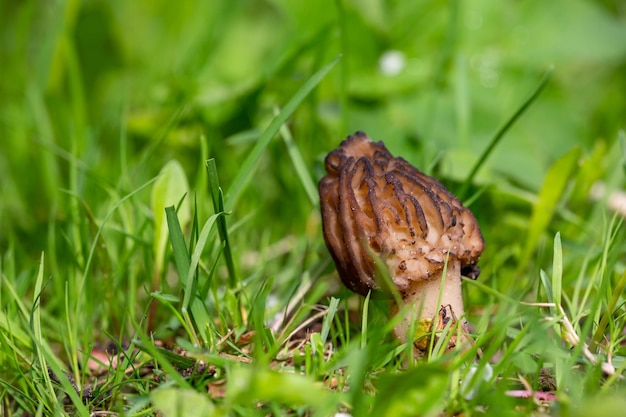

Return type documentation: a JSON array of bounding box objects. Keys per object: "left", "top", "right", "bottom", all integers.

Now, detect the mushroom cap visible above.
[{"left": 319, "top": 131, "right": 484, "bottom": 296}]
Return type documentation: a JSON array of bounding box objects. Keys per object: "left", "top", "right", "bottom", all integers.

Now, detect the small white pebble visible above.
[
  {"left": 379, "top": 50, "right": 406, "bottom": 76},
  {"left": 334, "top": 413, "right": 352, "bottom": 417}
]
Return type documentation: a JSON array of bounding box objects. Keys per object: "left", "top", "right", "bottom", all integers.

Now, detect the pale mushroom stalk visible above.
[
  {"left": 391, "top": 261, "right": 465, "bottom": 348},
  {"left": 319, "top": 132, "right": 484, "bottom": 354}
]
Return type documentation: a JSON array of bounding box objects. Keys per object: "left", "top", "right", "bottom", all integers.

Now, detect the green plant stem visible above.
[{"left": 591, "top": 269, "right": 626, "bottom": 349}]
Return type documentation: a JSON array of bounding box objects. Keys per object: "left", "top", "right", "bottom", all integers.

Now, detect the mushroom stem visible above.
[{"left": 391, "top": 260, "right": 467, "bottom": 352}]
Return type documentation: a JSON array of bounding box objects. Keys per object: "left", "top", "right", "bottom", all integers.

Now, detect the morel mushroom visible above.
[{"left": 319, "top": 131, "right": 484, "bottom": 352}]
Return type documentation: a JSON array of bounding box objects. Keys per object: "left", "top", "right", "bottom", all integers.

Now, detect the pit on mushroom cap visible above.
[{"left": 319, "top": 131, "right": 484, "bottom": 352}]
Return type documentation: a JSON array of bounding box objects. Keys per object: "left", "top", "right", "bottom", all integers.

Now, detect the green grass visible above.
[{"left": 1, "top": 0, "right": 626, "bottom": 416}]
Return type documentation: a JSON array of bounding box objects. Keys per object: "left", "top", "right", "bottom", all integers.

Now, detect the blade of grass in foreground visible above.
[
  {"left": 277, "top": 113, "right": 318, "bottom": 207},
  {"left": 224, "top": 55, "right": 341, "bottom": 211},
  {"left": 166, "top": 203, "right": 227, "bottom": 346},
  {"left": 30, "top": 253, "right": 56, "bottom": 407},
  {"left": 591, "top": 229, "right": 626, "bottom": 349},
  {"left": 320, "top": 297, "right": 340, "bottom": 344},
  {"left": 459, "top": 67, "right": 553, "bottom": 199},
  {"left": 28, "top": 254, "right": 89, "bottom": 416},
  {"left": 551, "top": 233, "right": 564, "bottom": 388},
  {"left": 207, "top": 158, "right": 237, "bottom": 288},
  {"left": 552, "top": 233, "right": 563, "bottom": 314},
  {"left": 183, "top": 211, "right": 224, "bottom": 310},
  {"left": 165, "top": 206, "right": 201, "bottom": 345},
  {"left": 517, "top": 146, "right": 581, "bottom": 272},
  {"left": 165, "top": 206, "right": 191, "bottom": 292}
]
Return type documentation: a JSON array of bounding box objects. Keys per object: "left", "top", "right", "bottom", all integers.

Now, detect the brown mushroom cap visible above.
[{"left": 319, "top": 131, "right": 484, "bottom": 296}]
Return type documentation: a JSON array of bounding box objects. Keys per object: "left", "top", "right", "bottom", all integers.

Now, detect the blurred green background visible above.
[{"left": 1, "top": 0, "right": 625, "bottom": 262}]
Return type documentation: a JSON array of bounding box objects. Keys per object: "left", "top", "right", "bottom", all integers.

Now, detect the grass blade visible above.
[
  {"left": 321, "top": 297, "right": 340, "bottom": 344},
  {"left": 278, "top": 113, "right": 318, "bottom": 206},
  {"left": 165, "top": 205, "right": 201, "bottom": 343},
  {"left": 459, "top": 67, "right": 553, "bottom": 199},
  {"left": 518, "top": 146, "right": 581, "bottom": 271},
  {"left": 165, "top": 206, "right": 191, "bottom": 288},
  {"left": 551, "top": 232, "right": 564, "bottom": 388},
  {"left": 592, "top": 237, "right": 626, "bottom": 347},
  {"left": 552, "top": 232, "right": 563, "bottom": 312},
  {"left": 152, "top": 160, "right": 191, "bottom": 277},
  {"left": 30, "top": 253, "right": 55, "bottom": 406},
  {"left": 184, "top": 212, "right": 224, "bottom": 309},
  {"left": 207, "top": 159, "right": 237, "bottom": 288},
  {"left": 361, "top": 291, "right": 371, "bottom": 350},
  {"left": 224, "top": 55, "right": 341, "bottom": 211}
]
